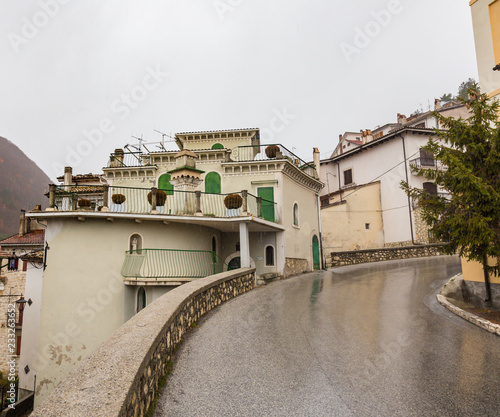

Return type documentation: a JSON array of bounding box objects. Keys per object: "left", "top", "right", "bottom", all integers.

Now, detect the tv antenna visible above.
[{"left": 154, "top": 129, "right": 176, "bottom": 151}]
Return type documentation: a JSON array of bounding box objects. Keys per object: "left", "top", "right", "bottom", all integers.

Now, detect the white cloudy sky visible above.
[{"left": 0, "top": 0, "right": 478, "bottom": 181}]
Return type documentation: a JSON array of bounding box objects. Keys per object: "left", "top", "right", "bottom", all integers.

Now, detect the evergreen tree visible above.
[{"left": 402, "top": 84, "right": 500, "bottom": 301}]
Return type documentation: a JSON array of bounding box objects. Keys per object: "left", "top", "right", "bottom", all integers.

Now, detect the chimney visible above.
[
  {"left": 64, "top": 166, "right": 73, "bottom": 186},
  {"left": 434, "top": 99, "right": 442, "bottom": 111},
  {"left": 313, "top": 148, "right": 320, "bottom": 179},
  {"left": 19, "top": 210, "right": 26, "bottom": 237},
  {"left": 338, "top": 134, "right": 342, "bottom": 142},
  {"left": 397, "top": 113, "right": 407, "bottom": 125},
  {"left": 110, "top": 149, "right": 125, "bottom": 168},
  {"left": 365, "top": 129, "right": 373, "bottom": 143}
]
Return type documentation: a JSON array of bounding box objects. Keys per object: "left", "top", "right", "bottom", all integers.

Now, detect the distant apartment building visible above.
[{"left": 319, "top": 103, "right": 468, "bottom": 252}]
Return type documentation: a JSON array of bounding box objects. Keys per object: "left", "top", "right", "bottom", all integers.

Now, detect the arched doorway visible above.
[
  {"left": 137, "top": 287, "right": 146, "bottom": 313},
  {"left": 312, "top": 235, "right": 320, "bottom": 270}
]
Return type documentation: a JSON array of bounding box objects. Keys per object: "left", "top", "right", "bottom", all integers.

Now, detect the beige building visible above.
[
  {"left": 20, "top": 128, "right": 323, "bottom": 407},
  {"left": 470, "top": 0, "right": 500, "bottom": 100}
]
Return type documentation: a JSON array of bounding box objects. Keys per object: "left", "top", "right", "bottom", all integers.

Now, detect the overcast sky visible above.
[{"left": 1, "top": 0, "right": 478, "bottom": 181}]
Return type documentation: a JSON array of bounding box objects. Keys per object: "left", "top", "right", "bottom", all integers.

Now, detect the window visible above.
[
  {"left": 137, "top": 287, "right": 146, "bottom": 313},
  {"left": 343, "top": 169, "right": 353, "bottom": 186},
  {"left": 293, "top": 203, "right": 299, "bottom": 227},
  {"left": 419, "top": 148, "right": 435, "bottom": 167},
  {"left": 158, "top": 173, "right": 174, "bottom": 195},
  {"left": 211, "top": 143, "right": 224, "bottom": 149},
  {"left": 365, "top": 223, "right": 370, "bottom": 230},
  {"left": 16, "top": 336, "right": 21, "bottom": 356},
  {"left": 265, "top": 246, "right": 275, "bottom": 266},
  {"left": 423, "top": 182, "right": 437, "bottom": 195},
  {"left": 205, "top": 172, "right": 221, "bottom": 194}
]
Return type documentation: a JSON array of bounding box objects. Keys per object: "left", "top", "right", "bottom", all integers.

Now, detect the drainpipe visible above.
[
  {"left": 401, "top": 134, "right": 416, "bottom": 245},
  {"left": 337, "top": 162, "right": 343, "bottom": 202}
]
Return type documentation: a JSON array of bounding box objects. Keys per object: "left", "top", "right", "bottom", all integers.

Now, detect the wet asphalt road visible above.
[{"left": 155, "top": 256, "right": 500, "bottom": 417}]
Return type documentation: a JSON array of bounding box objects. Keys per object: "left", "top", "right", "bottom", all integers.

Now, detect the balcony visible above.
[
  {"left": 230, "top": 144, "right": 318, "bottom": 178},
  {"left": 409, "top": 157, "right": 445, "bottom": 171},
  {"left": 48, "top": 185, "right": 281, "bottom": 223},
  {"left": 121, "top": 249, "right": 227, "bottom": 285}
]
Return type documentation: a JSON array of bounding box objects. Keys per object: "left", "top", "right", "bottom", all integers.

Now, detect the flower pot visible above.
[
  {"left": 112, "top": 194, "right": 126, "bottom": 204},
  {"left": 224, "top": 194, "right": 243, "bottom": 210},
  {"left": 265, "top": 145, "right": 280, "bottom": 159},
  {"left": 148, "top": 190, "right": 167, "bottom": 206}
]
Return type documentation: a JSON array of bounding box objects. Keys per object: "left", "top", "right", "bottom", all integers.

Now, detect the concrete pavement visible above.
[{"left": 155, "top": 256, "right": 500, "bottom": 417}]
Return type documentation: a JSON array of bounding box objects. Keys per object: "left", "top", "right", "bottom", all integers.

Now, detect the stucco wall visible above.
[
  {"left": 34, "top": 217, "right": 221, "bottom": 406},
  {"left": 31, "top": 268, "right": 255, "bottom": 417},
  {"left": 470, "top": 0, "right": 500, "bottom": 98},
  {"left": 461, "top": 257, "right": 500, "bottom": 285},
  {"left": 321, "top": 182, "right": 384, "bottom": 251}
]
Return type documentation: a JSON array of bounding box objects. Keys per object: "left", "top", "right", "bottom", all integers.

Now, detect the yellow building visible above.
[
  {"left": 467, "top": 0, "right": 500, "bottom": 298},
  {"left": 470, "top": 0, "right": 500, "bottom": 100}
]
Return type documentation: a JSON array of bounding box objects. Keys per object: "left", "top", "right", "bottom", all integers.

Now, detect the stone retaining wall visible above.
[
  {"left": 326, "top": 244, "right": 446, "bottom": 268},
  {"left": 31, "top": 268, "right": 256, "bottom": 417},
  {"left": 284, "top": 257, "right": 309, "bottom": 277}
]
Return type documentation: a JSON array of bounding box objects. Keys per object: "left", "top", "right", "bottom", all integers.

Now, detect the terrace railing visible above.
[
  {"left": 48, "top": 185, "right": 281, "bottom": 223},
  {"left": 230, "top": 144, "right": 318, "bottom": 178},
  {"left": 121, "top": 249, "right": 227, "bottom": 279}
]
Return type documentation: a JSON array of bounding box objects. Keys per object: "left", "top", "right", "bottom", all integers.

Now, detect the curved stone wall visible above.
[{"left": 31, "top": 268, "right": 256, "bottom": 417}]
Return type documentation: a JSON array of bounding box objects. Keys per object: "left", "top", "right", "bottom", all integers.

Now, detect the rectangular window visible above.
[
  {"left": 16, "top": 336, "right": 21, "bottom": 356},
  {"left": 419, "top": 148, "right": 435, "bottom": 167},
  {"left": 365, "top": 223, "right": 370, "bottom": 230},
  {"left": 343, "top": 169, "right": 353, "bottom": 186}
]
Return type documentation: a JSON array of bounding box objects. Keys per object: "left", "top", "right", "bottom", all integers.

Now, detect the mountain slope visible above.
[{"left": 0, "top": 136, "right": 51, "bottom": 237}]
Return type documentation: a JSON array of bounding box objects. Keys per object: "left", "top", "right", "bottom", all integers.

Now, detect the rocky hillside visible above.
[{"left": 0, "top": 136, "right": 51, "bottom": 238}]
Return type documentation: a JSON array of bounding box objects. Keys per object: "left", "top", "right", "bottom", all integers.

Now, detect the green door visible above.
[
  {"left": 205, "top": 172, "right": 221, "bottom": 194},
  {"left": 312, "top": 235, "right": 320, "bottom": 270},
  {"left": 258, "top": 187, "right": 275, "bottom": 222},
  {"left": 158, "top": 173, "right": 174, "bottom": 195}
]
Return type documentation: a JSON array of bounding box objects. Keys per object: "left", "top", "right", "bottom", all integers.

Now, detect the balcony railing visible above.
[
  {"left": 409, "top": 158, "right": 445, "bottom": 171},
  {"left": 107, "top": 151, "right": 153, "bottom": 168},
  {"left": 121, "top": 249, "right": 227, "bottom": 279},
  {"left": 231, "top": 144, "right": 318, "bottom": 178},
  {"left": 48, "top": 185, "right": 280, "bottom": 223}
]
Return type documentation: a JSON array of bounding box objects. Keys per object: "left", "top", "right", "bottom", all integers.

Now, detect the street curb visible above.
[{"left": 437, "top": 274, "right": 500, "bottom": 337}]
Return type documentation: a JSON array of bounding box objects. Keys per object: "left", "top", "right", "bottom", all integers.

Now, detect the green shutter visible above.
[
  {"left": 258, "top": 187, "right": 275, "bottom": 222},
  {"left": 158, "top": 174, "right": 174, "bottom": 195},
  {"left": 205, "top": 172, "right": 221, "bottom": 194},
  {"left": 211, "top": 143, "right": 224, "bottom": 149}
]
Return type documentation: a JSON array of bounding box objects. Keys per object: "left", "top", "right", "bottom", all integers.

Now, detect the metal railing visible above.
[
  {"left": 121, "top": 249, "right": 227, "bottom": 279},
  {"left": 50, "top": 185, "right": 281, "bottom": 223},
  {"left": 230, "top": 144, "right": 318, "bottom": 178},
  {"left": 409, "top": 157, "right": 445, "bottom": 171}
]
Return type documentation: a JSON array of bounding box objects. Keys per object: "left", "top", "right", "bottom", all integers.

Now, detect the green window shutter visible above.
[
  {"left": 158, "top": 174, "right": 174, "bottom": 195},
  {"left": 211, "top": 143, "right": 224, "bottom": 149},
  {"left": 205, "top": 172, "right": 221, "bottom": 194},
  {"left": 258, "top": 187, "right": 275, "bottom": 222}
]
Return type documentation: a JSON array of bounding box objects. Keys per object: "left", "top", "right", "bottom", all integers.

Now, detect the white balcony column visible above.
[{"left": 239, "top": 222, "right": 251, "bottom": 268}]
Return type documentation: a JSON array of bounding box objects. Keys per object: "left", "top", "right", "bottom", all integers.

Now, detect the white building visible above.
[
  {"left": 20, "top": 128, "right": 323, "bottom": 406},
  {"left": 319, "top": 103, "right": 469, "bottom": 252}
]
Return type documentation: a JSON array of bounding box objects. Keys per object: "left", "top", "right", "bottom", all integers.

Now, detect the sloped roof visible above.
[
  {"left": 0, "top": 230, "right": 45, "bottom": 246},
  {"left": 56, "top": 173, "right": 102, "bottom": 182}
]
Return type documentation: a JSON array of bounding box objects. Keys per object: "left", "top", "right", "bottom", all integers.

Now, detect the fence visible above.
[
  {"left": 50, "top": 186, "right": 280, "bottom": 223},
  {"left": 121, "top": 249, "right": 227, "bottom": 279},
  {"left": 231, "top": 144, "right": 317, "bottom": 178}
]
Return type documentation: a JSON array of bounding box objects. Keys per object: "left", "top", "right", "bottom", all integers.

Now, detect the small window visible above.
[
  {"left": 423, "top": 182, "right": 437, "bottom": 195},
  {"left": 137, "top": 287, "right": 146, "bottom": 313},
  {"left": 343, "top": 169, "right": 353, "bottom": 186},
  {"left": 419, "top": 148, "right": 435, "bottom": 167},
  {"left": 16, "top": 336, "right": 21, "bottom": 356},
  {"left": 293, "top": 203, "right": 299, "bottom": 226},
  {"left": 265, "top": 246, "right": 275, "bottom": 266},
  {"left": 365, "top": 223, "right": 370, "bottom": 230}
]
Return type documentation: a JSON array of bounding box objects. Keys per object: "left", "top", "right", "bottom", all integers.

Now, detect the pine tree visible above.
[{"left": 402, "top": 84, "right": 500, "bottom": 301}]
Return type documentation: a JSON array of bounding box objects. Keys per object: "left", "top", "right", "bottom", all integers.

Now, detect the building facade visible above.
[{"left": 20, "top": 128, "right": 323, "bottom": 406}]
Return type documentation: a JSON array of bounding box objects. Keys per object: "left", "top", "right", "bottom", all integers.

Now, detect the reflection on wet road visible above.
[{"left": 155, "top": 256, "right": 500, "bottom": 417}]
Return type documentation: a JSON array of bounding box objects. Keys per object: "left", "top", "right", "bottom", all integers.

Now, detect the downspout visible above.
[
  {"left": 337, "top": 162, "right": 343, "bottom": 202},
  {"left": 401, "top": 134, "right": 416, "bottom": 245}
]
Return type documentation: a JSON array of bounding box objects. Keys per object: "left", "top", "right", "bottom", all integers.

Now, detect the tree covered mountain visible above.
[{"left": 0, "top": 136, "right": 51, "bottom": 238}]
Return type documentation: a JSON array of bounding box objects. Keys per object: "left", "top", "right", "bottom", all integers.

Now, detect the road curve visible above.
[{"left": 155, "top": 256, "right": 500, "bottom": 417}]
